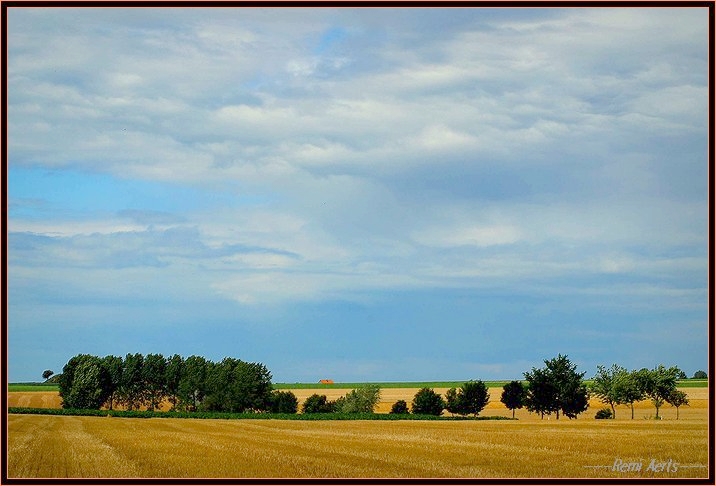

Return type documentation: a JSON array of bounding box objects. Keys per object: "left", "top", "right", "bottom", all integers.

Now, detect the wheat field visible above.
[{"left": 8, "top": 387, "right": 709, "bottom": 479}]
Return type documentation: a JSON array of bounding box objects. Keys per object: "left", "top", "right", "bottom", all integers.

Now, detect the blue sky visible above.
[{"left": 7, "top": 7, "right": 709, "bottom": 382}]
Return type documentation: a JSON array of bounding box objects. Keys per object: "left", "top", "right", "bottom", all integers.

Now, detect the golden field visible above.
[
  {"left": 7, "top": 387, "right": 709, "bottom": 479},
  {"left": 8, "top": 413, "right": 708, "bottom": 479}
]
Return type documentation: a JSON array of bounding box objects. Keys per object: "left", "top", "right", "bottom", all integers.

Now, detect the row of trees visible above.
[
  {"left": 591, "top": 364, "right": 688, "bottom": 419},
  {"left": 58, "top": 353, "right": 274, "bottom": 413},
  {"left": 54, "top": 353, "right": 694, "bottom": 419}
]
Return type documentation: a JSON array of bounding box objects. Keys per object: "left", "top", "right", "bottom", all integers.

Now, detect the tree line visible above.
[
  {"left": 58, "top": 353, "right": 274, "bottom": 413},
  {"left": 55, "top": 353, "right": 695, "bottom": 419}
]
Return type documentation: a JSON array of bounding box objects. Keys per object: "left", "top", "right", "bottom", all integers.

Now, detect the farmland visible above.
[
  {"left": 8, "top": 411, "right": 708, "bottom": 478},
  {"left": 7, "top": 386, "right": 709, "bottom": 478}
]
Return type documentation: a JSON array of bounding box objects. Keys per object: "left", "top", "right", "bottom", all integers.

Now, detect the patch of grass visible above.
[
  {"left": 8, "top": 407, "right": 514, "bottom": 421},
  {"left": 8, "top": 383, "right": 60, "bottom": 392}
]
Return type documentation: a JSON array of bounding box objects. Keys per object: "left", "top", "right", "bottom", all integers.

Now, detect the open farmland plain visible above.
[{"left": 7, "top": 387, "right": 709, "bottom": 479}]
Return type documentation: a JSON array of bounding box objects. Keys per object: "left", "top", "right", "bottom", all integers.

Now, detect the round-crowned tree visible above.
[
  {"left": 500, "top": 380, "right": 527, "bottom": 419},
  {"left": 390, "top": 400, "right": 410, "bottom": 414},
  {"left": 301, "top": 394, "right": 334, "bottom": 413},
  {"left": 411, "top": 388, "right": 445, "bottom": 416},
  {"left": 270, "top": 390, "right": 299, "bottom": 414}
]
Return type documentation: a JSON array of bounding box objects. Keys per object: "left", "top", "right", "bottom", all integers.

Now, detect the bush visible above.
[
  {"left": 269, "top": 390, "right": 299, "bottom": 414},
  {"left": 301, "top": 394, "right": 335, "bottom": 413},
  {"left": 411, "top": 388, "right": 445, "bottom": 416},
  {"left": 390, "top": 400, "right": 410, "bottom": 414},
  {"left": 595, "top": 407, "right": 613, "bottom": 419},
  {"left": 337, "top": 385, "right": 381, "bottom": 413}
]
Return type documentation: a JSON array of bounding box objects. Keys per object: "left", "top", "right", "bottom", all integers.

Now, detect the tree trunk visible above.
[
  {"left": 611, "top": 403, "right": 615, "bottom": 419},
  {"left": 512, "top": 409, "right": 515, "bottom": 419},
  {"left": 631, "top": 403, "right": 634, "bottom": 419}
]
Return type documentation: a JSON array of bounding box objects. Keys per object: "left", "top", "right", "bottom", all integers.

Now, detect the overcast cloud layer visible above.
[{"left": 7, "top": 7, "right": 709, "bottom": 382}]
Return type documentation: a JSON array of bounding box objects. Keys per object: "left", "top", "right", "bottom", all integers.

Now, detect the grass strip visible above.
[{"left": 8, "top": 407, "right": 515, "bottom": 421}]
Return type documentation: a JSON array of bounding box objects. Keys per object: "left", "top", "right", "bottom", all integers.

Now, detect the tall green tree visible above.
[
  {"left": 119, "top": 353, "right": 145, "bottom": 411},
  {"left": 525, "top": 355, "right": 589, "bottom": 420},
  {"left": 411, "top": 388, "right": 445, "bottom": 416},
  {"left": 60, "top": 355, "right": 112, "bottom": 409},
  {"left": 178, "top": 355, "right": 208, "bottom": 411},
  {"left": 524, "top": 367, "right": 559, "bottom": 419},
  {"left": 204, "top": 358, "right": 273, "bottom": 413},
  {"left": 102, "top": 355, "right": 124, "bottom": 410},
  {"left": 142, "top": 353, "right": 167, "bottom": 411},
  {"left": 591, "top": 364, "right": 627, "bottom": 419},
  {"left": 500, "top": 381, "right": 526, "bottom": 419},
  {"left": 165, "top": 354, "right": 184, "bottom": 411}
]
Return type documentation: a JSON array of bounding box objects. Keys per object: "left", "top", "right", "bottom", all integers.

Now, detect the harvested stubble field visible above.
[
  {"left": 7, "top": 387, "right": 709, "bottom": 479},
  {"left": 8, "top": 412, "right": 708, "bottom": 479}
]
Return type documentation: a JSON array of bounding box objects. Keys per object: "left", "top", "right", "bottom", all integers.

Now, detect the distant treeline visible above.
[{"left": 58, "top": 353, "right": 276, "bottom": 413}]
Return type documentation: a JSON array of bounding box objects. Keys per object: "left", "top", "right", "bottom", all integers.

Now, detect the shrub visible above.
[
  {"left": 301, "top": 394, "right": 335, "bottom": 413},
  {"left": 390, "top": 400, "right": 409, "bottom": 414},
  {"left": 595, "top": 408, "right": 613, "bottom": 419},
  {"left": 338, "top": 385, "right": 381, "bottom": 413},
  {"left": 269, "top": 390, "right": 299, "bottom": 414},
  {"left": 411, "top": 388, "right": 445, "bottom": 416}
]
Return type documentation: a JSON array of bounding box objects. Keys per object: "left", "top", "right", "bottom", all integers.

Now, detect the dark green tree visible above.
[
  {"left": 142, "top": 353, "right": 167, "bottom": 411},
  {"left": 693, "top": 370, "right": 707, "bottom": 379},
  {"left": 390, "top": 400, "right": 410, "bottom": 414},
  {"left": 523, "top": 367, "right": 559, "bottom": 419},
  {"left": 411, "top": 388, "right": 445, "bottom": 416},
  {"left": 500, "top": 380, "right": 526, "bottom": 418},
  {"left": 301, "top": 394, "right": 334, "bottom": 413},
  {"left": 60, "top": 355, "right": 112, "bottom": 409},
  {"left": 42, "top": 370, "right": 54, "bottom": 381},
  {"left": 119, "top": 353, "right": 145, "bottom": 411},
  {"left": 178, "top": 355, "right": 209, "bottom": 411},
  {"left": 524, "top": 355, "right": 588, "bottom": 419},
  {"left": 165, "top": 354, "right": 184, "bottom": 410},
  {"left": 460, "top": 380, "right": 490, "bottom": 417},
  {"left": 204, "top": 358, "right": 273, "bottom": 413},
  {"left": 269, "top": 390, "right": 299, "bottom": 414},
  {"left": 101, "top": 355, "right": 124, "bottom": 410},
  {"left": 445, "top": 387, "right": 463, "bottom": 416}
]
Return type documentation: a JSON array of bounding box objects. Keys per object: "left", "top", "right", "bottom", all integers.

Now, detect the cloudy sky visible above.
[{"left": 7, "top": 7, "right": 709, "bottom": 382}]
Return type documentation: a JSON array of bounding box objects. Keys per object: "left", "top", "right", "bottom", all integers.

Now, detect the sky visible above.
[{"left": 6, "top": 6, "right": 710, "bottom": 383}]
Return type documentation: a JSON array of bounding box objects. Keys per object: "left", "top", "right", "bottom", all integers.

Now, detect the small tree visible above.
[
  {"left": 613, "top": 370, "right": 644, "bottom": 420},
  {"left": 636, "top": 366, "right": 680, "bottom": 419},
  {"left": 667, "top": 390, "right": 689, "bottom": 420},
  {"left": 445, "top": 388, "right": 463, "bottom": 416},
  {"left": 693, "top": 370, "right": 707, "bottom": 379},
  {"left": 500, "top": 381, "right": 526, "bottom": 419},
  {"left": 524, "top": 367, "right": 559, "bottom": 419},
  {"left": 460, "top": 380, "right": 490, "bottom": 417},
  {"left": 591, "top": 364, "right": 626, "bottom": 419},
  {"left": 338, "top": 385, "right": 381, "bottom": 413},
  {"left": 390, "top": 400, "right": 410, "bottom": 414},
  {"left": 42, "top": 370, "right": 54, "bottom": 381},
  {"left": 411, "top": 388, "right": 445, "bottom": 416},
  {"left": 270, "top": 390, "right": 299, "bottom": 414},
  {"left": 302, "top": 394, "right": 334, "bottom": 413}
]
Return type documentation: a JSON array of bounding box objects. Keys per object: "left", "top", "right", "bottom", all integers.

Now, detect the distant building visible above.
[{"left": 319, "top": 379, "right": 334, "bottom": 384}]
